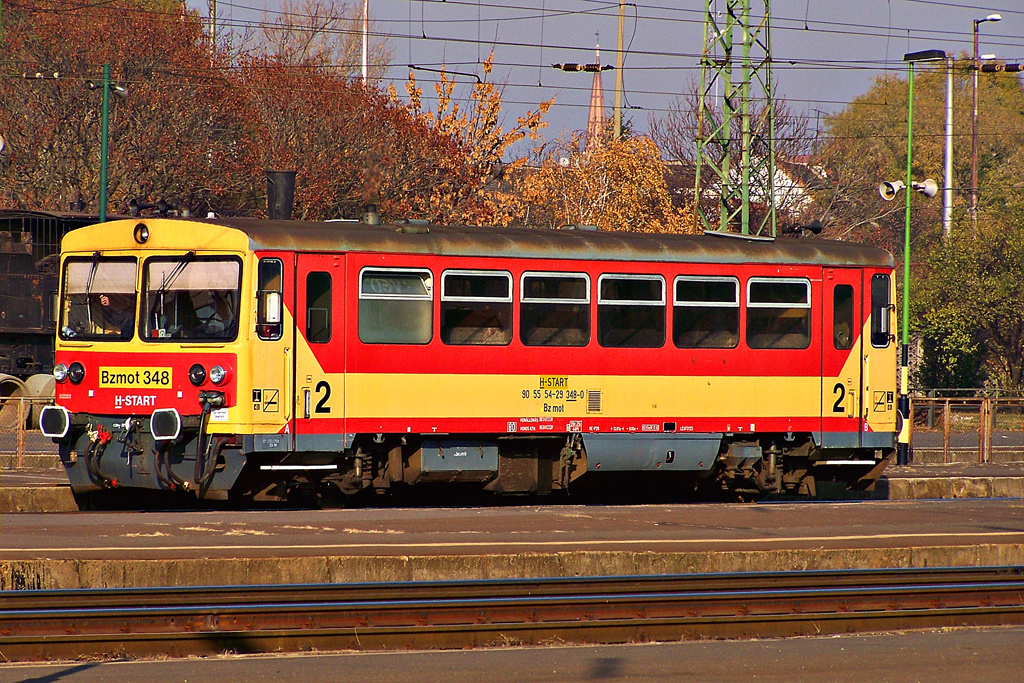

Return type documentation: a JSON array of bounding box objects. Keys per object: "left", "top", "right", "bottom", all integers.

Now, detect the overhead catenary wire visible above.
[{"left": 3, "top": 0, "right": 1023, "bottom": 142}]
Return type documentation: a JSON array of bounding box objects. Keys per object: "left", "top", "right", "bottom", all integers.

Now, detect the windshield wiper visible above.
[
  {"left": 84, "top": 251, "right": 100, "bottom": 296},
  {"left": 154, "top": 251, "right": 195, "bottom": 296}
]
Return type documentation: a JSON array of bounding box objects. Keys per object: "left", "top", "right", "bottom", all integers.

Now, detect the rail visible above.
[{"left": 1, "top": 567, "right": 1023, "bottom": 662}]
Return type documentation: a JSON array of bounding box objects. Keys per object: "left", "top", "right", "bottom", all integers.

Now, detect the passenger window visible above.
[
  {"left": 520, "top": 272, "right": 590, "bottom": 347},
  {"left": 746, "top": 278, "right": 811, "bottom": 349},
  {"left": 673, "top": 276, "right": 739, "bottom": 348},
  {"left": 833, "top": 284, "right": 855, "bottom": 350},
  {"left": 441, "top": 270, "right": 512, "bottom": 345},
  {"left": 870, "top": 274, "right": 892, "bottom": 348},
  {"left": 598, "top": 274, "right": 665, "bottom": 348},
  {"left": 257, "top": 258, "right": 283, "bottom": 341},
  {"left": 305, "top": 271, "right": 331, "bottom": 344},
  {"left": 359, "top": 268, "right": 433, "bottom": 344}
]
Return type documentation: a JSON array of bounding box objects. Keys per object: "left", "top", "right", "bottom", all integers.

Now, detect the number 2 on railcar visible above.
[{"left": 41, "top": 217, "right": 898, "bottom": 504}]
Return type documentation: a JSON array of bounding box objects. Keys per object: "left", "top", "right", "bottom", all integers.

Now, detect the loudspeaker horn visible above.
[
  {"left": 912, "top": 179, "right": 938, "bottom": 198},
  {"left": 879, "top": 180, "right": 905, "bottom": 201}
]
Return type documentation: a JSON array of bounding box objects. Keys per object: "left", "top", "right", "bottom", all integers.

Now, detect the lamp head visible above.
[
  {"left": 903, "top": 49, "right": 946, "bottom": 63},
  {"left": 985, "top": 13, "right": 1002, "bottom": 22}
]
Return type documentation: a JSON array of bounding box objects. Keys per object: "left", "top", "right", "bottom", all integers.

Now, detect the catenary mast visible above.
[{"left": 694, "top": 1, "right": 776, "bottom": 236}]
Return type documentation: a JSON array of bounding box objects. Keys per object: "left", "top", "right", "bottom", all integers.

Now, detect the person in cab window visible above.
[{"left": 97, "top": 293, "right": 134, "bottom": 339}]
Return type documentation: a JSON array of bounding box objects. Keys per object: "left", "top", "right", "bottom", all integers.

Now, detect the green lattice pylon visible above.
[{"left": 694, "top": 0, "right": 776, "bottom": 237}]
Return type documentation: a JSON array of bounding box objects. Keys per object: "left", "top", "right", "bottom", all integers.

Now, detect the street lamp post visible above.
[
  {"left": 895, "top": 49, "right": 946, "bottom": 466},
  {"left": 943, "top": 56, "right": 954, "bottom": 239},
  {"left": 98, "top": 64, "right": 110, "bottom": 222},
  {"left": 971, "top": 12, "right": 1001, "bottom": 231},
  {"left": 85, "top": 64, "right": 126, "bottom": 222}
]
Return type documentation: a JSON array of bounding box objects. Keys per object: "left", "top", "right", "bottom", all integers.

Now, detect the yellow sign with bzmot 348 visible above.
[{"left": 98, "top": 367, "right": 173, "bottom": 388}]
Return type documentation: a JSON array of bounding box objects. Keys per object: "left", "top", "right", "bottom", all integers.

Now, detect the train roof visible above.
[
  {"left": 217, "top": 218, "right": 894, "bottom": 268},
  {"left": 65, "top": 217, "right": 895, "bottom": 268}
]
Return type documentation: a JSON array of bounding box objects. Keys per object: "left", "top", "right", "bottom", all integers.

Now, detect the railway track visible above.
[{"left": 2, "top": 566, "right": 1023, "bottom": 662}]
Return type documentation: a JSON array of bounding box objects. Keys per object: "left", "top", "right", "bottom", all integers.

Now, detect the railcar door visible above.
[
  {"left": 820, "top": 268, "right": 863, "bottom": 447},
  {"left": 292, "top": 253, "right": 346, "bottom": 450},
  {"left": 252, "top": 254, "right": 294, "bottom": 439}
]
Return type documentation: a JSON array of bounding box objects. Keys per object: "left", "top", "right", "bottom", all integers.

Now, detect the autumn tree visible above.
[
  {"left": 648, "top": 87, "right": 816, "bottom": 226},
  {"left": 808, "top": 63, "right": 1024, "bottom": 251},
  {"left": 239, "top": 58, "right": 470, "bottom": 221},
  {"left": 402, "top": 54, "right": 552, "bottom": 225},
  {"left": 0, "top": 1, "right": 259, "bottom": 216},
  {"left": 514, "top": 130, "right": 694, "bottom": 234},
  {"left": 258, "top": 0, "right": 392, "bottom": 81}
]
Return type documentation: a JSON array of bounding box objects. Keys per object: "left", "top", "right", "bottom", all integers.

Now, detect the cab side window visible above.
[
  {"left": 870, "top": 274, "right": 892, "bottom": 348},
  {"left": 305, "top": 271, "right": 332, "bottom": 344},
  {"left": 257, "top": 258, "right": 283, "bottom": 341}
]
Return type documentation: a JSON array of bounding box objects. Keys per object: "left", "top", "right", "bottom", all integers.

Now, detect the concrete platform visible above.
[{"left": 2, "top": 498, "right": 1023, "bottom": 590}]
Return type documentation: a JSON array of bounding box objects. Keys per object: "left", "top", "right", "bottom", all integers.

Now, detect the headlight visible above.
[
  {"left": 209, "top": 365, "right": 227, "bottom": 385},
  {"left": 188, "top": 363, "right": 207, "bottom": 386},
  {"left": 54, "top": 363, "right": 68, "bottom": 382},
  {"left": 68, "top": 362, "right": 85, "bottom": 384},
  {"left": 133, "top": 222, "right": 150, "bottom": 244}
]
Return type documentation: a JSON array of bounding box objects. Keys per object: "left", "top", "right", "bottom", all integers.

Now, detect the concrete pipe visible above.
[
  {"left": 0, "top": 373, "right": 29, "bottom": 430},
  {"left": 24, "top": 373, "right": 56, "bottom": 430}
]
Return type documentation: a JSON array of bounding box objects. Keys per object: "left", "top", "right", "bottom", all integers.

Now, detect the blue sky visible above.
[{"left": 194, "top": 1, "right": 1022, "bottom": 146}]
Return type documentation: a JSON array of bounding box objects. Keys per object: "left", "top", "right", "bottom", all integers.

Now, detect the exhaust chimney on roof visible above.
[
  {"left": 265, "top": 170, "right": 297, "bottom": 220},
  {"left": 362, "top": 204, "right": 380, "bottom": 225}
]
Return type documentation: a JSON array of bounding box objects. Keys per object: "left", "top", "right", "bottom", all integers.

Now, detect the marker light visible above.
[
  {"left": 54, "top": 363, "right": 68, "bottom": 382},
  {"left": 68, "top": 362, "right": 85, "bottom": 384},
  {"left": 188, "top": 363, "right": 207, "bottom": 386}
]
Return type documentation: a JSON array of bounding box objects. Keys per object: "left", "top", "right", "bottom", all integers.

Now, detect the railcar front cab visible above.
[{"left": 40, "top": 221, "right": 254, "bottom": 500}]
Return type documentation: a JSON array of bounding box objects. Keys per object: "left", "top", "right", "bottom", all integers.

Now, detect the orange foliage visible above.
[
  {"left": 0, "top": 1, "right": 259, "bottom": 215},
  {"left": 237, "top": 59, "right": 468, "bottom": 221},
  {"left": 1, "top": 4, "right": 680, "bottom": 235},
  {"left": 404, "top": 54, "right": 553, "bottom": 225},
  {"left": 0, "top": 2, "right": 497, "bottom": 222},
  {"left": 514, "top": 132, "right": 695, "bottom": 234}
]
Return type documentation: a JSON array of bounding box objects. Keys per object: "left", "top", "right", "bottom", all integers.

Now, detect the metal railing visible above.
[
  {"left": 910, "top": 391, "right": 1024, "bottom": 464},
  {"left": 0, "top": 397, "right": 55, "bottom": 467}
]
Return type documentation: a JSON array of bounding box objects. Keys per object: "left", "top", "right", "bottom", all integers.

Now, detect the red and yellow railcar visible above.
[{"left": 41, "top": 217, "right": 897, "bottom": 503}]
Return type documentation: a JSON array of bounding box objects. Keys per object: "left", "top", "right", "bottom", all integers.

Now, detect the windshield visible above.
[
  {"left": 142, "top": 256, "right": 241, "bottom": 341},
  {"left": 60, "top": 257, "right": 138, "bottom": 340}
]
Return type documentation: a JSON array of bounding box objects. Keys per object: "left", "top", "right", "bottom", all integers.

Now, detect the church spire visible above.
[{"left": 586, "top": 39, "right": 605, "bottom": 150}]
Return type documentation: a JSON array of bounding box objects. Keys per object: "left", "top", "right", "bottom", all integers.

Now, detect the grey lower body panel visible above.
[
  {"left": 583, "top": 433, "right": 722, "bottom": 471},
  {"left": 861, "top": 431, "right": 897, "bottom": 449},
  {"left": 422, "top": 440, "right": 499, "bottom": 473},
  {"left": 293, "top": 433, "right": 349, "bottom": 452},
  {"left": 814, "top": 431, "right": 897, "bottom": 450}
]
